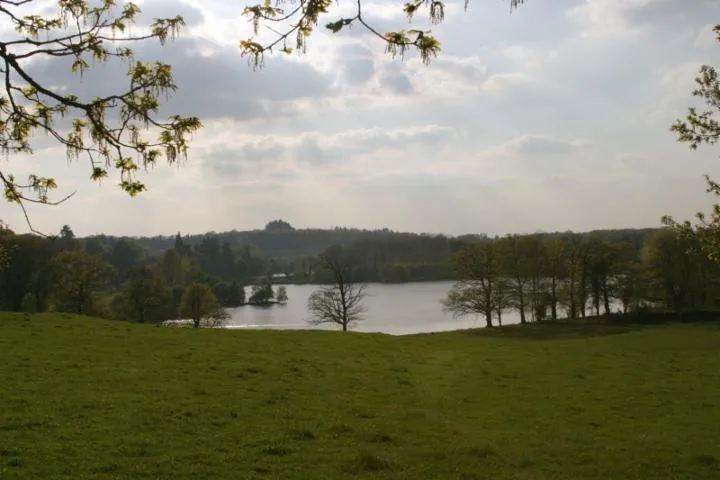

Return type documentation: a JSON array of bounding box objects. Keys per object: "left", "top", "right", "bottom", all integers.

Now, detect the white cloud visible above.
[
  {"left": 481, "top": 73, "right": 535, "bottom": 91},
  {"left": 647, "top": 61, "right": 706, "bottom": 122},
  {"left": 201, "top": 123, "right": 459, "bottom": 178},
  {"left": 498, "top": 45, "right": 558, "bottom": 69},
  {"left": 495, "top": 134, "right": 590, "bottom": 155},
  {"left": 694, "top": 24, "right": 719, "bottom": 50},
  {"left": 566, "top": 0, "right": 648, "bottom": 39},
  {"left": 567, "top": 0, "right": 718, "bottom": 39}
]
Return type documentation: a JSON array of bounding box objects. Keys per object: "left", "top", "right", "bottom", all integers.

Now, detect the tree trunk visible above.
[
  {"left": 529, "top": 298, "right": 536, "bottom": 322},
  {"left": 551, "top": 278, "right": 558, "bottom": 321},
  {"left": 569, "top": 277, "right": 577, "bottom": 319},
  {"left": 674, "top": 288, "right": 685, "bottom": 321},
  {"left": 602, "top": 279, "right": 611, "bottom": 315},
  {"left": 530, "top": 277, "right": 540, "bottom": 322},
  {"left": 484, "top": 311, "right": 493, "bottom": 328},
  {"left": 77, "top": 284, "right": 86, "bottom": 315},
  {"left": 341, "top": 297, "right": 348, "bottom": 332},
  {"left": 35, "top": 290, "right": 47, "bottom": 312}
]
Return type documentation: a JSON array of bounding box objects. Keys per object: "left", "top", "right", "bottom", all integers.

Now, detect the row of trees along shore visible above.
[
  {"left": 441, "top": 229, "right": 717, "bottom": 328},
  {"left": 0, "top": 218, "right": 714, "bottom": 330}
]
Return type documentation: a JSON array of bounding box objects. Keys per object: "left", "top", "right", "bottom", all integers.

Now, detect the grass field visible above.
[{"left": 1, "top": 313, "right": 720, "bottom": 479}]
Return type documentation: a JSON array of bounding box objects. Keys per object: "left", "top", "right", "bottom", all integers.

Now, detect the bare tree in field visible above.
[{"left": 307, "top": 246, "right": 366, "bottom": 332}]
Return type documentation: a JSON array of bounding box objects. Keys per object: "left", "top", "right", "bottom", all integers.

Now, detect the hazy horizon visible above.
[
  {"left": 1, "top": 0, "right": 718, "bottom": 237},
  {"left": 71, "top": 220, "right": 663, "bottom": 240}
]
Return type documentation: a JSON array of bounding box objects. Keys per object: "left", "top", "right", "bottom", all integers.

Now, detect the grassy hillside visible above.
[{"left": 1, "top": 314, "right": 719, "bottom": 479}]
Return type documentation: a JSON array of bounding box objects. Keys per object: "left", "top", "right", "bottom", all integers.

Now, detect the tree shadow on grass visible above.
[
  {"left": 461, "top": 311, "right": 720, "bottom": 341},
  {"left": 467, "top": 320, "right": 644, "bottom": 341}
]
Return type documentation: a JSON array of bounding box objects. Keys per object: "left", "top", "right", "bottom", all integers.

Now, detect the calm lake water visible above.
[{"left": 225, "top": 281, "right": 523, "bottom": 335}]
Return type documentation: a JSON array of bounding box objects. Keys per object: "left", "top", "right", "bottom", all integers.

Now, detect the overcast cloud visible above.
[{"left": 2, "top": 0, "right": 720, "bottom": 236}]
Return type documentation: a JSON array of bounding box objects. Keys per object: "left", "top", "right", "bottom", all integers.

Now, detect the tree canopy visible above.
[{"left": 179, "top": 282, "right": 229, "bottom": 328}]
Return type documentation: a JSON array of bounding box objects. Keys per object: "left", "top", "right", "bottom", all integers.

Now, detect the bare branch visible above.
[{"left": 307, "top": 246, "right": 366, "bottom": 331}]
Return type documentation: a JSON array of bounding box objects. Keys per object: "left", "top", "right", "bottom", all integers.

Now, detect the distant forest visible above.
[{"left": 84, "top": 219, "right": 658, "bottom": 284}]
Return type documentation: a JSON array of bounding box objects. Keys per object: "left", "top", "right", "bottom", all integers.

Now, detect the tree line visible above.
[
  {"left": 0, "top": 225, "right": 289, "bottom": 327},
  {"left": 441, "top": 229, "right": 718, "bottom": 328},
  {"left": 76, "top": 220, "right": 658, "bottom": 284}
]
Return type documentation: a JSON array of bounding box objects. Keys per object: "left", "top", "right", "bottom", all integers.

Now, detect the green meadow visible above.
[{"left": 1, "top": 313, "right": 719, "bottom": 479}]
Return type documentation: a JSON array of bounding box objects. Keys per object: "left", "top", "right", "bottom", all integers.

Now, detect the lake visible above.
[{"left": 225, "top": 281, "right": 523, "bottom": 335}]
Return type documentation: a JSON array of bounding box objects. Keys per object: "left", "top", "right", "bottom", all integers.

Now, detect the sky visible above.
[{"left": 1, "top": 0, "right": 720, "bottom": 237}]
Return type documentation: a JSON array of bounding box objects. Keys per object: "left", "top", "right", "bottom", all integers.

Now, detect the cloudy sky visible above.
[{"left": 2, "top": 0, "right": 719, "bottom": 237}]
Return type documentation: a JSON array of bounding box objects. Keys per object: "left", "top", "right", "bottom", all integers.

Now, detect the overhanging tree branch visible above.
[
  {"left": 0, "top": 0, "right": 202, "bottom": 232},
  {"left": 239, "top": 0, "right": 528, "bottom": 67}
]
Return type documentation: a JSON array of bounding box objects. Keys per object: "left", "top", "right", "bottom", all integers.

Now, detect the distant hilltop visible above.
[
  {"left": 264, "top": 219, "right": 295, "bottom": 232},
  {"left": 83, "top": 225, "right": 661, "bottom": 261}
]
